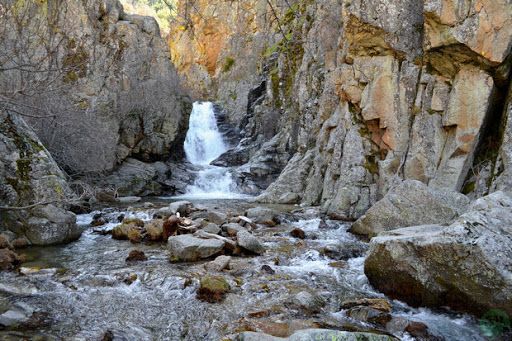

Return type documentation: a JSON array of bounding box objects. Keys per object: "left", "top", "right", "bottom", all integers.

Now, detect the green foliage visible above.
[
  {"left": 120, "top": 0, "right": 177, "bottom": 34},
  {"left": 222, "top": 57, "right": 235, "bottom": 73}
]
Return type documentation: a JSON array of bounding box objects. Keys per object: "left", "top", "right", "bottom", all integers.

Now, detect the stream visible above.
[{"left": 0, "top": 102, "right": 487, "bottom": 340}]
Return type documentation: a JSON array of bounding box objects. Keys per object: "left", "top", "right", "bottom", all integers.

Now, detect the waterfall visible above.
[{"left": 182, "top": 101, "right": 244, "bottom": 199}]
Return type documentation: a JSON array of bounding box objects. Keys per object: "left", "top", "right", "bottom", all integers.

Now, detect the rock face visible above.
[
  {"left": 364, "top": 191, "right": 512, "bottom": 316},
  {"left": 0, "top": 0, "right": 191, "bottom": 179},
  {"left": 351, "top": 180, "right": 470, "bottom": 237},
  {"left": 0, "top": 111, "right": 81, "bottom": 245},
  {"left": 170, "top": 0, "right": 512, "bottom": 218}
]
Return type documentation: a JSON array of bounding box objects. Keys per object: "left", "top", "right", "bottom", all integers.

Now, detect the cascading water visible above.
[{"left": 183, "top": 101, "right": 243, "bottom": 198}]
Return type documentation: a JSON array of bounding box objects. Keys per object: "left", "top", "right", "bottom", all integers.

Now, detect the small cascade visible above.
[{"left": 183, "top": 101, "right": 244, "bottom": 198}]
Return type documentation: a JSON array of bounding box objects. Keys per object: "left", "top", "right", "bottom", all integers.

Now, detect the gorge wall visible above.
[
  {"left": 169, "top": 0, "right": 512, "bottom": 219},
  {"left": 1, "top": 0, "right": 191, "bottom": 177}
]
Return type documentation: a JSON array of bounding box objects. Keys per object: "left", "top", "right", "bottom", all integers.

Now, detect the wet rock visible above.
[
  {"left": 196, "top": 275, "right": 230, "bottom": 303},
  {"left": 0, "top": 248, "right": 20, "bottom": 270},
  {"left": 238, "top": 329, "right": 397, "bottom": 340},
  {"left": 123, "top": 273, "right": 138, "bottom": 285},
  {"left": 291, "top": 291, "right": 326, "bottom": 314},
  {"left": 203, "top": 223, "right": 221, "bottom": 235},
  {"left": 245, "top": 207, "right": 279, "bottom": 226},
  {"left": 365, "top": 191, "right": 512, "bottom": 315},
  {"left": 351, "top": 180, "right": 470, "bottom": 237},
  {"left": 168, "top": 234, "right": 225, "bottom": 262},
  {"left": 126, "top": 250, "right": 147, "bottom": 262},
  {"left": 237, "top": 216, "right": 257, "bottom": 229},
  {"left": 320, "top": 243, "right": 368, "bottom": 261},
  {"left": 91, "top": 213, "right": 107, "bottom": 227},
  {"left": 328, "top": 261, "right": 347, "bottom": 269},
  {"left": 163, "top": 215, "right": 180, "bottom": 240},
  {"left": 260, "top": 265, "right": 275, "bottom": 274},
  {"left": 127, "top": 228, "right": 143, "bottom": 243},
  {"left": 168, "top": 200, "right": 194, "bottom": 216},
  {"left": 341, "top": 298, "right": 392, "bottom": 313},
  {"left": 204, "top": 255, "right": 231, "bottom": 272},
  {"left": 244, "top": 320, "right": 320, "bottom": 338},
  {"left": 0, "top": 302, "right": 34, "bottom": 327},
  {"left": 237, "top": 230, "right": 265, "bottom": 255},
  {"left": 116, "top": 196, "right": 142, "bottom": 204},
  {"left": 11, "top": 238, "right": 29, "bottom": 249},
  {"left": 0, "top": 234, "right": 13, "bottom": 249},
  {"left": 145, "top": 219, "right": 164, "bottom": 241},
  {"left": 290, "top": 228, "right": 306, "bottom": 239},
  {"left": 101, "top": 330, "right": 114, "bottom": 341},
  {"left": 223, "top": 223, "right": 246, "bottom": 237},
  {"left": 345, "top": 306, "right": 392, "bottom": 326},
  {"left": 112, "top": 219, "right": 144, "bottom": 240}
]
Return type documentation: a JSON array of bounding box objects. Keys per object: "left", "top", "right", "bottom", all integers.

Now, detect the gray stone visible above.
[
  {"left": 205, "top": 255, "right": 231, "bottom": 272},
  {"left": 244, "top": 207, "right": 278, "bottom": 226},
  {"left": 116, "top": 196, "right": 142, "bottom": 204},
  {"left": 291, "top": 291, "right": 326, "bottom": 314},
  {"left": 236, "top": 230, "right": 265, "bottom": 255},
  {"left": 0, "top": 111, "right": 81, "bottom": 245},
  {"left": 168, "top": 200, "right": 194, "bottom": 216},
  {"left": 206, "top": 210, "right": 228, "bottom": 225},
  {"left": 223, "top": 223, "right": 245, "bottom": 237},
  {"left": 203, "top": 223, "right": 221, "bottom": 235},
  {"left": 365, "top": 191, "right": 512, "bottom": 315},
  {"left": 168, "top": 234, "right": 225, "bottom": 262},
  {"left": 351, "top": 180, "right": 470, "bottom": 237}
]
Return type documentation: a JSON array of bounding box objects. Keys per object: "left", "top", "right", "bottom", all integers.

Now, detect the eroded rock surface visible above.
[{"left": 364, "top": 191, "right": 512, "bottom": 315}]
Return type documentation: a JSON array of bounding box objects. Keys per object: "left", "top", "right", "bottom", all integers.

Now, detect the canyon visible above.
[{"left": 0, "top": 0, "right": 511, "bottom": 339}]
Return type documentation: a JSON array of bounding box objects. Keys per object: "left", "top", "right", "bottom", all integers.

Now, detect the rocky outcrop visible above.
[
  {"left": 0, "top": 111, "right": 81, "bottom": 245},
  {"left": 364, "top": 191, "right": 512, "bottom": 316},
  {"left": 170, "top": 0, "right": 512, "bottom": 218},
  {"left": 350, "top": 180, "right": 470, "bottom": 237},
  {"left": 1, "top": 0, "right": 191, "bottom": 178}
]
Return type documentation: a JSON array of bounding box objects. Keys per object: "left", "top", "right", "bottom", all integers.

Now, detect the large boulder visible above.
[
  {"left": 364, "top": 191, "right": 512, "bottom": 316},
  {"left": 168, "top": 234, "right": 225, "bottom": 262},
  {"left": 0, "top": 111, "right": 81, "bottom": 245},
  {"left": 350, "top": 180, "right": 470, "bottom": 237}
]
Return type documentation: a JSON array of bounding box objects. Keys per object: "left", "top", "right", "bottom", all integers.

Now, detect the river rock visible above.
[
  {"left": 290, "top": 291, "right": 326, "bottom": 314},
  {"left": 112, "top": 219, "right": 144, "bottom": 241},
  {"left": 196, "top": 275, "right": 230, "bottom": 303},
  {"left": 365, "top": 191, "right": 512, "bottom": 315},
  {"left": 145, "top": 219, "right": 164, "bottom": 241},
  {"left": 0, "top": 248, "right": 21, "bottom": 270},
  {"left": 206, "top": 210, "right": 228, "bottom": 225},
  {"left": 168, "top": 235, "right": 225, "bottom": 262},
  {"left": 25, "top": 205, "right": 82, "bottom": 245},
  {"left": 238, "top": 329, "right": 397, "bottom": 341},
  {"left": 126, "top": 250, "right": 147, "bottom": 262},
  {"left": 0, "top": 235, "right": 13, "bottom": 250},
  {"left": 245, "top": 207, "right": 279, "bottom": 226},
  {"left": 223, "top": 223, "right": 245, "bottom": 237},
  {"left": 116, "top": 196, "right": 142, "bottom": 204},
  {"left": 351, "top": 180, "right": 470, "bottom": 237},
  {"left": 205, "top": 255, "right": 231, "bottom": 272},
  {"left": 290, "top": 228, "right": 306, "bottom": 239},
  {"left": 320, "top": 243, "right": 368, "bottom": 261},
  {"left": 168, "top": 200, "right": 194, "bottom": 216},
  {"left": 203, "top": 223, "right": 221, "bottom": 235},
  {"left": 237, "top": 230, "right": 265, "bottom": 255}
]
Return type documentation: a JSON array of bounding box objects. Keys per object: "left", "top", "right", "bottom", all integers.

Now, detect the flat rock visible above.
[
  {"left": 351, "top": 180, "right": 470, "bottom": 237},
  {"left": 245, "top": 207, "right": 278, "bottom": 226},
  {"left": 168, "top": 235, "right": 225, "bottom": 262}
]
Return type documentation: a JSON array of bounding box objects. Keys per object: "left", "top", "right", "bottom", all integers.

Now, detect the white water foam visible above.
[{"left": 181, "top": 101, "right": 247, "bottom": 199}]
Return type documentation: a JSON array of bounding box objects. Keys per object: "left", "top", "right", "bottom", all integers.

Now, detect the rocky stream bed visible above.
[{"left": 0, "top": 199, "right": 487, "bottom": 340}]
